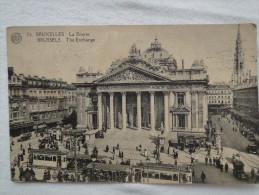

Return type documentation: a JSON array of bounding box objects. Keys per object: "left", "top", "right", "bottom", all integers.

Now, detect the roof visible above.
[
  {"left": 232, "top": 159, "right": 244, "bottom": 166},
  {"left": 208, "top": 84, "right": 231, "bottom": 90},
  {"left": 29, "top": 149, "right": 68, "bottom": 155},
  {"left": 133, "top": 163, "right": 189, "bottom": 173},
  {"left": 87, "top": 163, "right": 129, "bottom": 172},
  {"left": 66, "top": 154, "right": 107, "bottom": 160}
]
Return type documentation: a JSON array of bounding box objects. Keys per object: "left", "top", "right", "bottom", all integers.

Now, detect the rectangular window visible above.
[
  {"left": 177, "top": 93, "right": 185, "bottom": 105},
  {"left": 178, "top": 114, "right": 185, "bottom": 128}
]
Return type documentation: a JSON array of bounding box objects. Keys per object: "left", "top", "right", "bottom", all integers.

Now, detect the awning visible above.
[
  {"left": 229, "top": 109, "right": 259, "bottom": 125},
  {"left": 10, "top": 121, "right": 34, "bottom": 129}
]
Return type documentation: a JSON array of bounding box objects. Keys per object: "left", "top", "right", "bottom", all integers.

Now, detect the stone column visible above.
[
  {"left": 188, "top": 113, "right": 192, "bottom": 130},
  {"left": 186, "top": 91, "right": 191, "bottom": 107},
  {"left": 150, "top": 92, "right": 155, "bottom": 131},
  {"left": 137, "top": 92, "right": 142, "bottom": 130},
  {"left": 77, "top": 95, "right": 82, "bottom": 126},
  {"left": 97, "top": 92, "right": 102, "bottom": 130},
  {"left": 109, "top": 92, "right": 114, "bottom": 130},
  {"left": 203, "top": 91, "right": 208, "bottom": 128},
  {"left": 164, "top": 91, "right": 169, "bottom": 131},
  {"left": 82, "top": 95, "right": 86, "bottom": 127},
  {"left": 169, "top": 91, "right": 174, "bottom": 130},
  {"left": 122, "top": 92, "right": 127, "bottom": 130},
  {"left": 196, "top": 92, "right": 199, "bottom": 130},
  {"left": 174, "top": 92, "right": 178, "bottom": 107}
]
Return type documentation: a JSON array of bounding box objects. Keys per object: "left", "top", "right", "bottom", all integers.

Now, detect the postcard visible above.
[{"left": 7, "top": 24, "right": 259, "bottom": 184}]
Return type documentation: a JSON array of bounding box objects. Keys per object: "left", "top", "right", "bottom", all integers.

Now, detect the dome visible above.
[{"left": 141, "top": 37, "right": 177, "bottom": 69}]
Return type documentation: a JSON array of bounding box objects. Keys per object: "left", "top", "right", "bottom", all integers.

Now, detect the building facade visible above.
[
  {"left": 207, "top": 84, "right": 233, "bottom": 113},
  {"left": 8, "top": 67, "right": 76, "bottom": 136},
  {"left": 233, "top": 80, "right": 258, "bottom": 120},
  {"left": 74, "top": 39, "right": 209, "bottom": 133}
]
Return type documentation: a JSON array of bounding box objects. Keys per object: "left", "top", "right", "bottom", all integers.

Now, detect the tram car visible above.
[
  {"left": 132, "top": 163, "right": 192, "bottom": 184},
  {"left": 83, "top": 163, "right": 130, "bottom": 183},
  {"left": 29, "top": 149, "right": 107, "bottom": 170},
  {"left": 29, "top": 149, "right": 68, "bottom": 169}
]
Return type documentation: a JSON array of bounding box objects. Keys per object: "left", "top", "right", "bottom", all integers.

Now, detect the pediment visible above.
[{"left": 95, "top": 66, "right": 171, "bottom": 84}]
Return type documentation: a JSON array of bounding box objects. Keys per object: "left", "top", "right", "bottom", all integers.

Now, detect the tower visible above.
[{"left": 231, "top": 25, "right": 245, "bottom": 86}]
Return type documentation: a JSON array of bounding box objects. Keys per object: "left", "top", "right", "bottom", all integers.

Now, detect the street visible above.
[{"left": 211, "top": 115, "right": 254, "bottom": 152}]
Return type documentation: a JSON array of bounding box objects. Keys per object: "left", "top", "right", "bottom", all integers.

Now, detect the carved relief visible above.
[{"left": 105, "top": 69, "right": 159, "bottom": 82}]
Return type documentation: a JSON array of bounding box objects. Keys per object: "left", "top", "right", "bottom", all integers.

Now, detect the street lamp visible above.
[
  {"left": 146, "top": 155, "right": 150, "bottom": 183},
  {"left": 91, "top": 157, "right": 96, "bottom": 182}
]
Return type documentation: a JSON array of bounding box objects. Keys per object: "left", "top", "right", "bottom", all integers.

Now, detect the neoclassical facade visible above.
[{"left": 74, "top": 38, "right": 209, "bottom": 133}]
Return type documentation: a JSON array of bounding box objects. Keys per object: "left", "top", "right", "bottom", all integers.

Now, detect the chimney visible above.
[{"left": 182, "top": 59, "right": 184, "bottom": 70}]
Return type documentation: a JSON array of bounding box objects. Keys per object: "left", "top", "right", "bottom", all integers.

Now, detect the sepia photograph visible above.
[{"left": 6, "top": 24, "right": 259, "bottom": 185}]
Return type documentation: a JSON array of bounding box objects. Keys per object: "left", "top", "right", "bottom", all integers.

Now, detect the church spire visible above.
[{"left": 231, "top": 24, "right": 245, "bottom": 86}]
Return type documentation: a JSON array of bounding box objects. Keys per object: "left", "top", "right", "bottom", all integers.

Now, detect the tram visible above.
[
  {"left": 83, "top": 163, "right": 130, "bottom": 183},
  {"left": 132, "top": 163, "right": 192, "bottom": 184},
  {"left": 29, "top": 149, "right": 68, "bottom": 169},
  {"left": 29, "top": 149, "right": 107, "bottom": 170}
]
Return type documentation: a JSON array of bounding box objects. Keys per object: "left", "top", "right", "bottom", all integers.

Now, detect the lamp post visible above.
[
  {"left": 146, "top": 155, "right": 150, "bottom": 183},
  {"left": 69, "top": 129, "right": 78, "bottom": 183},
  {"left": 91, "top": 157, "right": 96, "bottom": 182}
]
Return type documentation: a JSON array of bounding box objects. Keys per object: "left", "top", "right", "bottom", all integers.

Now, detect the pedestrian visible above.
[
  {"left": 209, "top": 157, "right": 212, "bottom": 166},
  {"left": 11, "top": 166, "right": 15, "bottom": 179},
  {"left": 174, "top": 158, "right": 177, "bottom": 166},
  {"left": 191, "top": 157, "right": 194, "bottom": 166},
  {"left": 121, "top": 151, "right": 124, "bottom": 159},
  {"left": 20, "top": 144, "right": 23, "bottom": 150},
  {"left": 192, "top": 169, "right": 195, "bottom": 179},
  {"left": 167, "top": 147, "right": 170, "bottom": 154},
  {"left": 117, "top": 143, "right": 120, "bottom": 150},
  {"left": 106, "top": 145, "right": 109, "bottom": 152},
  {"left": 225, "top": 163, "right": 229, "bottom": 173},
  {"left": 251, "top": 168, "right": 255, "bottom": 179},
  {"left": 113, "top": 146, "right": 115, "bottom": 154},
  {"left": 119, "top": 150, "right": 121, "bottom": 158},
  {"left": 205, "top": 156, "right": 208, "bottom": 166},
  {"left": 176, "top": 151, "right": 178, "bottom": 159},
  {"left": 52, "top": 170, "right": 57, "bottom": 180},
  {"left": 201, "top": 171, "right": 206, "bottom": 183},
  {"left": 220, "top": 163, "right": 223, "bottom": 172}
]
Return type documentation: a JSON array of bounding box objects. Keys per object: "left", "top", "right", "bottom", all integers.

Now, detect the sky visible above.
[{"left": 7, "top": 24, "right": 257, "bottom": 84}]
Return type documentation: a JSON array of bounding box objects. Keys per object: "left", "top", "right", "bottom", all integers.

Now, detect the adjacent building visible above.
[
  {"left": 232, "top": 77, "right": 259, "bottom": 130},
  {"left": 228, "top": 25, "right": 259, "bottom": 132},
  {"left": 8, "top": 67, "right": 76, "bottom": 136},
  {"left": 207, "top": 83, "right": 233, "bottom": 113},
  {"left": 74, "top": 38, "right": 209, "bottom": 133}
]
